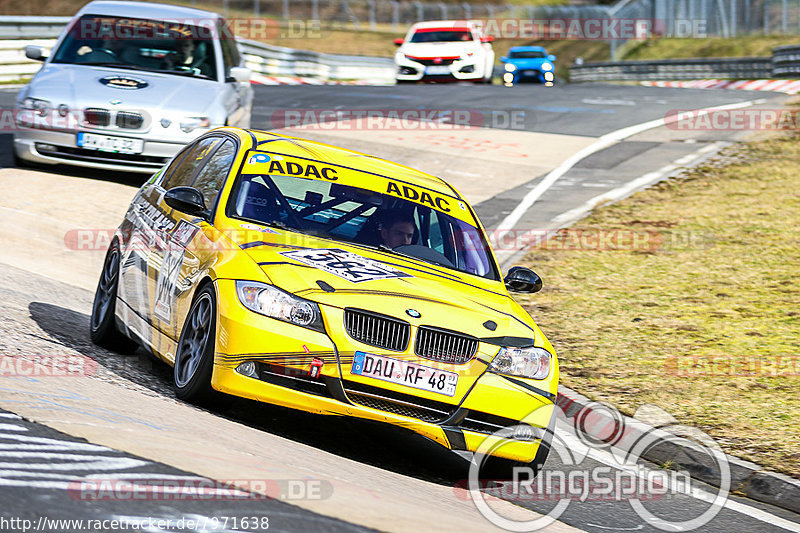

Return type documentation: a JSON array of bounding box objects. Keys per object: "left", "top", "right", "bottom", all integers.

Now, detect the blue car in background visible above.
[{"left": 500, "top": 46, "right": 556, "bottom": 85}]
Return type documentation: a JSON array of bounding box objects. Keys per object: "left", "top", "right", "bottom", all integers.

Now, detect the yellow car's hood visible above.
[{"left": 234, "top": 231, "right": 536, "bottom": 338}]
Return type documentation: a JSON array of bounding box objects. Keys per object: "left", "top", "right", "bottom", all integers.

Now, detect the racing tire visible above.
[
  {"left": 90, "top": 241, "right": 139, "bottom": 353},
  {"left": 173, "top": 284, "right": 218, "bottom": 404}
]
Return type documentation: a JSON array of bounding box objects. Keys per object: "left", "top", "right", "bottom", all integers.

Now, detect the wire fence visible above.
[{"left": 194, "top": 0, "right": 800, "bottom": 37}]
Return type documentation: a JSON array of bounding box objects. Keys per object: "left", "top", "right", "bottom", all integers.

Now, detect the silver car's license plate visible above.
[
  {"left": 351, "top": 351, "right": 458, "bottom": 396},
  {"left": 77, "top": 132, "right": 144, "bottom": 154}
]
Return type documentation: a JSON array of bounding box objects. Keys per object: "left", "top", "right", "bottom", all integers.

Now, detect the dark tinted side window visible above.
[
  {"left": 191, "top": 139, "right": 236, "bottom": 209},
  {"left": 218, "top": 20, "right": 241, "bottom": 75},
  {"left": 162, "top": 137, "right": 221, "bottom": 190}
]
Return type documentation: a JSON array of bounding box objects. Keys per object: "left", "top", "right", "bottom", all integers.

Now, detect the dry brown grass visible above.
[{"left": 515, "top": 134, "right": 800, "bottom": 478}]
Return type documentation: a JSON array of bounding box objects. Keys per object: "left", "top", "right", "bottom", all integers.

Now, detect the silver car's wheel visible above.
[{"left": 173, "top": 284, "right": 216, "bottom": 402}]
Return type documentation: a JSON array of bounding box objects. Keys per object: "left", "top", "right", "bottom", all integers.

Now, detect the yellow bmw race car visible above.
[{"left": 90, "top": 127, "right": 559, "bottom": 472}]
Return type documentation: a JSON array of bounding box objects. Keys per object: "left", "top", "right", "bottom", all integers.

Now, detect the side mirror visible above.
[
  {"left": 480, "top": 36, "right": 494, "bottom": 43},
  {"left": 504, "top": 266, "right": 542, "bottom": 293},
  {"left": 25, "top": 45, "right": 46, "bottom": 61},
  {"left": 164, "top": 186, "right": 210, "bottom": 220},
  {"left": 548, "top": 54, "right": 556, "bottom": 62},
  {"left": 500, "top": 56, "right": 508, "bottom": 62},
  {"left": 393, "top": 38, "right": 404, "bottom": 46},
  {"left": 228, "top": 66, "right": 251, "bottom": 83}
]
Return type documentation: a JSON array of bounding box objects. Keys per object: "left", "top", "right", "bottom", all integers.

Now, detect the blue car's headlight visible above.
[
  {"left": 504, "top": 63, "right": 516, "bottom": 72},
  {"left": 489, "top": 346, "right": 552, "bottom": 379},
  {"left": 541, "top": 62, "right": 553, "bottom": 71},
  {"left": 235, "top": 280, "right": 325, "bottom": 332}
]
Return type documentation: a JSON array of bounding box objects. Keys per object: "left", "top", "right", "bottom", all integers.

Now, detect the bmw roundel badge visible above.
[{"left": 405, "top": 309, "right": 421, "bottom": 318}]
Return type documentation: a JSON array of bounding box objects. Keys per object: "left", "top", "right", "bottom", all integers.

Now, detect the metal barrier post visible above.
[
  {"left": 368, "top": 0, "right": 376, "bottom": 29},
  {"left": 782, "top": 0, "right": 788, "bottom": 32},
  {"left": 391, "top": 0, "right": 399, "bottom": 28}
]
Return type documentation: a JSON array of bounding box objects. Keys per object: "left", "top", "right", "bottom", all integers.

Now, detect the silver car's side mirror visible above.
[
  {"left": 25, "top": 45, "right": 47, "bottom": 61},
  {"left": 228, "top": 67, "right": 251, "bottom": 83}
]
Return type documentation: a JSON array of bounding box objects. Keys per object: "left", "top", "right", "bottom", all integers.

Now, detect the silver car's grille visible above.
[
  {"left": 84, "top": 108, "right": 110, "bottom": 126},
  {"left": 344, "top": 309, "right": 410, "bottom": 352},
  {"left": 116, "top": 111, "right": 144, "bottom": 129},
  {"left": 414, "top": 327, "right": 478, "bottom": 364}
]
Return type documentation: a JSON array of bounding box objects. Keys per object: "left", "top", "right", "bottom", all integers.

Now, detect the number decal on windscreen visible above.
[{"left": 280, "top": 249, "right": 412, "bottom": 283}]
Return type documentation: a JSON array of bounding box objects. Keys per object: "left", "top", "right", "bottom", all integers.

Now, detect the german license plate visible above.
[
  {"left": 77, "top": 132, "right": 144, "bottom": 154},
  {"left": 425, "top": 65, "right": 451, "bottom": 75},
  {"left": 351, "top": 351, "right": 458, "bottom": 396}
]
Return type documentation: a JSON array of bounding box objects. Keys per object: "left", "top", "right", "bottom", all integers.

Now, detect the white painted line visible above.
[
  {"left": 496, "top": 99, "right": 764, "bottom": 235},
  {"left": 555, "top": 423, "right": 800, "bottom": 532},
  {"left": 551, "top": 142, "right": 724, "bottom": 226},
  {"left": 0, "top": 414, "right": 22, "bottom": 419},
  {"left": 0, "top": 457, "right": 148, "bottom": 471},
  {"left": 0, "top": 424, "right": 28, "bottom": 431},
  {"left": 84, "top": 473, "right": 209, "bottom": 481}
]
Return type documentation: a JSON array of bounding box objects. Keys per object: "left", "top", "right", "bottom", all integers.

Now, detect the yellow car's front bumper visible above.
[{"left": 211, "top": 279, "right": 556, "bottom": 463}]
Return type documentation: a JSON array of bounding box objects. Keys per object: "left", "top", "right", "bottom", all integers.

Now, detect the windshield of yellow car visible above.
[{"left": 228, "top": 173, "right": 499, "bottom": 280}]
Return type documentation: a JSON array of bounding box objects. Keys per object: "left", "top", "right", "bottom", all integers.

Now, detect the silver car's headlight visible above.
[
  {"left": 180, "top": 116, "right": 211, "bottom": 133},
  {"left": 489, "top": 346, "right": 552, "bottom": 379},
  {"left": 235, "top": 281, "right": 324, "bottom": 332},
  {"left": 22, "top": 97, "right": 51, "bottom": 117}
]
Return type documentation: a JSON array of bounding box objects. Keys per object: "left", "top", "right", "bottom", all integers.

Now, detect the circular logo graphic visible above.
[
  {"left": 99, "top": 76, "right": 149, "bottom": 90},
  {"left": 405, "top": 309, "right": 421, "bottom": 318}
]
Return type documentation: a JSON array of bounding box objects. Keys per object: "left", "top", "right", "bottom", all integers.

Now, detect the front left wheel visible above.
[
  {"left": 173, "top": 284, "right": 218, "bottom": 403},
  {"left": 90, "top": 241, "right": 138, "bottom": 353}
]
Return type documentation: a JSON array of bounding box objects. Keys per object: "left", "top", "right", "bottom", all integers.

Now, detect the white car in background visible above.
[
  {"left": 394, "top": 20, "right": 495, "bottom": 83},
  {"left": 14, "top": 0, "right": 253, "bottom": 174}
]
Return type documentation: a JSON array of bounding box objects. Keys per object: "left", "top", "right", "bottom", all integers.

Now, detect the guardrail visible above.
[
  {"left": 570, "top": 56, "right": 777, "bottom": 82},
  {"left": 771, "top": 45, "right": 800, "bottom": 77},
  {"left": 0, "top": 16, "right": 395, "bottom": 84}
]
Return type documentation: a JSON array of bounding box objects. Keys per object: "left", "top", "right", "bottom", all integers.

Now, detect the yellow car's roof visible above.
[{"left": 229, "top": 127, "right": 466, "bottom": 201}]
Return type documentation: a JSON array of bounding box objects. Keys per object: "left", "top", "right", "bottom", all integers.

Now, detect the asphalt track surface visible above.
[{"left": 1, "top": 83, "right": 799, "bottom": 533}]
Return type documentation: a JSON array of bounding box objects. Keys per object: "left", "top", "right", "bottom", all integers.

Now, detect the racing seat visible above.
[
  {"left": 236, "top": 179, "right": 278, "bottom": 223},
  {"left": 190, "top": 42, "right": 209, "bottom": 75}
]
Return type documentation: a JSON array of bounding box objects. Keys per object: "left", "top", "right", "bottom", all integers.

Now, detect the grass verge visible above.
[
  {"left": 621, "top": 35, "right": 800, "bottom": 60},
  {"left": 514, "top": 133, "right": 800, "bottom": 478}
]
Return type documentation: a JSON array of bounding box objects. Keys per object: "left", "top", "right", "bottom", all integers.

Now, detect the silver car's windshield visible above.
[
  {"left": 229, "top": 173, "right": 499, "bottom": 280},
  {"left": 51, "top": 15, "right": 218, "bottom": 80}
]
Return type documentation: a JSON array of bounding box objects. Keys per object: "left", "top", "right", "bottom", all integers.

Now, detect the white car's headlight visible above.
[
  {"left": 22, "top": 97, "right": 51, "bottom": 117},
  {"left": 235, "top": 281, "right": 324, "bottom": 332},
  {"left": 504, "top": 63, "right": 516, "bottom": 72},
  {"left": 489, "top": 346, "right": 552, "bottom": 379},
  {"left": 541, "top": 62, "right": 553, "bottom": 71},
  {"left": 180, "top": 116, "right": 211, "bottom": 133}
]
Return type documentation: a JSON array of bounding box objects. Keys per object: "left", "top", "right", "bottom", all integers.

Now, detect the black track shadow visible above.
[{"left": 27, "top": 301, "right": 473, "bottom": 486}]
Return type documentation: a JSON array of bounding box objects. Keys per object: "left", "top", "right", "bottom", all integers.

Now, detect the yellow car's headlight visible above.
[
  {"left": 236, "top": 280, "right": 324, "bottom": 332},
  {"left": 490, "top": 346, "right": 552, "bottom": 379}
]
